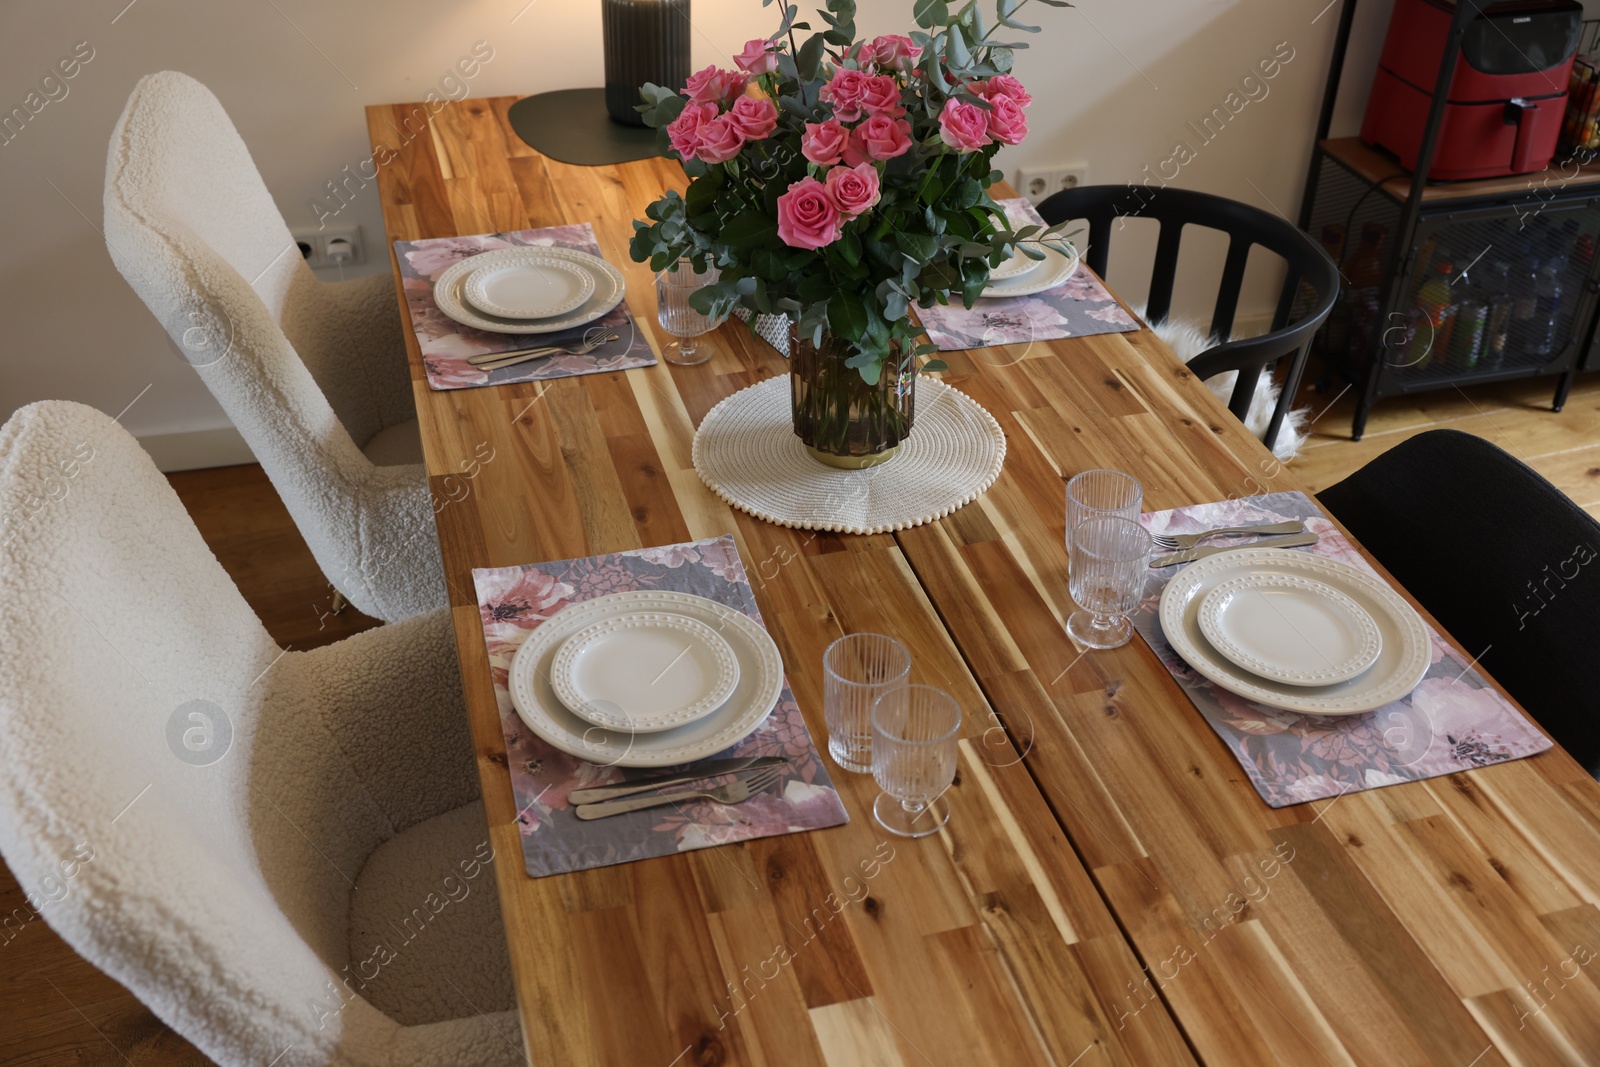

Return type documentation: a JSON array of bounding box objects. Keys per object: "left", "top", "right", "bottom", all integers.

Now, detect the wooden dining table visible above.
[{"left": 368, "top": 95, "right": 1600, "bottom": 1067}]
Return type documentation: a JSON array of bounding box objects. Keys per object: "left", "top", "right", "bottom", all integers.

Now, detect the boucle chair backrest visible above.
[
  {"left": 102, "top": 71, "right": 427, "bottom": 617},
  {"left": 0, "top": 402, "right": 402, "bottom": 1066}
]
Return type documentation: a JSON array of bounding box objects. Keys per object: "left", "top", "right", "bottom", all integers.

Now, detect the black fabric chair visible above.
[
  {"left": 1037, "top": 185, "right": 1339, "bottom": 450},
  {"left": 1318, "top": 429, "right": 1600, "bottom": 777}
]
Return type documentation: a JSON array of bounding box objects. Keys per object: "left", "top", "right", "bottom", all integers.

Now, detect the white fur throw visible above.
[
  {"left": 0, "top": 401, "right": 520, "bottom": 1066},
  {"left": 103, "top": 71, "right": 445, "bottom": 621},
  {"left": 1139, "top": 312, "right": 1309, "bottom": 460}
]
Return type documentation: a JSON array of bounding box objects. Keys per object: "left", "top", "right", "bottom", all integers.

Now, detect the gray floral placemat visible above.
[
  {"left": 917, "top": 198, "right": 1140, "bottom": 351},
  {"left": 471, "top": 535, "right": 848, "bottom": 877},
  {"left": 395, "top": 223, "right": 656, "bottom": 391},
  {"left": 1135, "top": 491, "right": 1551, "bottom": 808}
]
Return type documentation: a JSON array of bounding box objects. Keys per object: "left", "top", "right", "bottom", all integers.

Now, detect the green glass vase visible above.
[{"left": 789, "top": 330, "right": 916, "bottom": 469}]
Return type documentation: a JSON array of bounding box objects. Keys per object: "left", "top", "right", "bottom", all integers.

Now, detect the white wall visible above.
[{"left": 0, "top": 0, "right": 1384, "bottom": 462}]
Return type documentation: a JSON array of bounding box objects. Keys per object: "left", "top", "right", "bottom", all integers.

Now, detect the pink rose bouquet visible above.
[{"left": 632, "top": 0, "right": 1073, "bottom": 386}]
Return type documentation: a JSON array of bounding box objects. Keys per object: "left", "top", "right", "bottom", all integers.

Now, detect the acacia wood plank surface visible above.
[
  {"left": 368, "top": 97, "right": 1196, "bottom": 1067},
  {"left": 371, "top": 96, "right": 1600, "bottom": 1067}
]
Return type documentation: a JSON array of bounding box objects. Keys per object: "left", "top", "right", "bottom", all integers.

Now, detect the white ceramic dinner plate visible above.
[
  {"left": 508, "top": 591, "right": 784, "bottom": 767},
  {"left": 433, "top": 246, "right": 625, "bottom": 334},
  {"left": 987, "top": 246, "right": 1044, "bottom": 281},
  {"left": 1159, "top": 547, "right": 1430, "bottom": 716},
  {"left": 1198, "top": 573, "right": 1382, "bottom": 687},
  {"left": 981, "top": 244, "right": 1080, "bottom": 298},
  {"left": 463, "top": 253, "right": 595, "bottom": 319},
  {"left": 550, "top": 610, "right": 740, "bottom": 734}
]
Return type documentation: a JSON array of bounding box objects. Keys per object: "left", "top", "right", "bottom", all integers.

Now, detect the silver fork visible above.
[
  {"left": 468, "top": 328, "right": 619, "bottom": 370},
  {"left": 573, "top": 764, "right": 787, "bottom": 821},
  {"left": 1149, "top": 519, "right": 1305, "bottom": 552}
]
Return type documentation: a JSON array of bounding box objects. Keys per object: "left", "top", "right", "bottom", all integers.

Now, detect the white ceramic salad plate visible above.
[
  {"left": 508, "top": 591, "right": 783, "bottom": 767},
  {"left": 1197, "top": 572, "right": 1383, "bottom": 687},
  {"left": 981, "top": 244, "right": 1080, "bottom": 298},
  {"left": 463, "top": 253, "right": 595, "bottom": 319},
  {"left": 549, "top": 610, "right": 740, "bottom": 734}
]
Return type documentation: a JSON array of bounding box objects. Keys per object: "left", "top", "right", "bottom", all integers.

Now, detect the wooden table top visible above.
[{"left": 369, "top": 96, "right": 1600, "bottom": 1067}]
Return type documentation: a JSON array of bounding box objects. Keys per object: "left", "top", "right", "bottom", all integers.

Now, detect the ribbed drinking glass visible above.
[
  {"left": 656, "top": 258, "right": 723, "bottom": 365},
  {"left": 870, "top": 684, "right": 961, "bottom": 838},
  {"left": 1067, "top": 516, "right": 1152, "bottom": 650},
  {"left": 1065, "top": 469, "right": 1143, "bottom": 559},
  {"left": 823, "top": 633, "right": 911, "bottom": 773}
]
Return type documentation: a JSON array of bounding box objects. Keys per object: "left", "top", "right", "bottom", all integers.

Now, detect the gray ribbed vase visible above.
[{"left": 602, "top": 0, "right": 691, "bottom": 126}]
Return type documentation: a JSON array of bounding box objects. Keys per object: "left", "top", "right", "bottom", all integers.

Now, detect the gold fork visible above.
[
  {"left": 574, "top": 764, "right": 787, "bottom": 821},
  {"left": 469, "top": 328, "right": 620, "bottom": 371}
]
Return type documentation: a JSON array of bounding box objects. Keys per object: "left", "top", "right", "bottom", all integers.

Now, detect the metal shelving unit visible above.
[{"left": 1296, "top": 0, "right": 1600, "bottom": 439}]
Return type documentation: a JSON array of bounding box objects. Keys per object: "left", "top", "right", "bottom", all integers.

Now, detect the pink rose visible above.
[
  {"left": 871, "top": 34, "right": 923, "bottom": 72},
  {"left": 819, "top": 68, "right": 870, "bottom": 122},
  {"left": 975, "top": 74, "right": 1033, "bottom": 108},
  {"left": 938, "top": 98, "right": 992, "bottom": 152},
  {"left": 682, "top": 65, "right": 749, "bottom": 105},
  {"left": 843, "top": 42, "right": 877, "bottom": 70},
  {"left": 801, "top": 119, "right": 849, "bottom": 166},
  {"left": 776, "top": 177, "right": 844, "bottom": 250},
  {"left": 666, "top": 102, "right": 717, "bottom": 160},
  {"left": 825, "top": 162, "right": 881, "bottom": 217},
  {"left": 695, "top": 113, "right": 746, "bottom": 163},
  {"left": 858, "top": 74, "right": 905, "bottom": 118},
  {"left": 984, "top": 94, "right": 1028, "bottom": 146},
  {"left": 733, "top": 38, "right": 778, "bottom": 76},
  {"left": 842, "top": 115, "right": 912, "bottom": 166},
  {"left": 727, "top": 95, "right": 777, "bottom": 140}
]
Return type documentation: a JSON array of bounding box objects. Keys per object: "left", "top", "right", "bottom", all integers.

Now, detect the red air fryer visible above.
[{"left": 1362, "top": 0, "right": 1583, "bottom": 180}]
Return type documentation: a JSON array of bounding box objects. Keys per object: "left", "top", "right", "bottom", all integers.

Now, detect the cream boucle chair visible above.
[
  {"left": 0, "top": 401, "right": 522, "bottom": 1067},
  {"left": 103, "top": 70, "right": 444, "bottom": 621}
]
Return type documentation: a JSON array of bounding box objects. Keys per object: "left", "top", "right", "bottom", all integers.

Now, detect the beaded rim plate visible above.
[
  {"left": 980, "top": 245, "right": 1080, "bottom": 298},
  {"left": 463, "top": 252, "right": 596, "bottom": 319},
  {"left": 1198, "top": 573, "right": 1383, "bottom": 687},
  {"left": 508, "top": 591, "right": 783, "bottom": 767},
  {"left": 1159, "top": 548, "right": 1429, "bottom": 716},
  {"left": 549, "top": 611, "right": 740, "bottom": 733}
]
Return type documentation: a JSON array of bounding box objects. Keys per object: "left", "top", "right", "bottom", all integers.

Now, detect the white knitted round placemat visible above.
[{"left": 692, "top": 375, "right": 1006, "bottom": 534}]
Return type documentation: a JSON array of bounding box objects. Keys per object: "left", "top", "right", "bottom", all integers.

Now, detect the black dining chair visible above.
[
  {"left": 1037, "top": 185, "right": 1340, "bottom": 451},
  {"left": 1318, "top": 429, "right": 1600, "bottom": 777}
]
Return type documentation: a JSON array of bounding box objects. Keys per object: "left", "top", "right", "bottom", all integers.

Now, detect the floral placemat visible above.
[
  {"left": 395, "top": 223, "right": 656, "bottom": 391},
  {"left": 471, "top": 535, "right": 848, "bottom": 877},
  {"left": 1135, "top": 491, "right": 1551, "bottom": 808},
  {"left": 917, "top": 198, "right": 1140, "bottom": 352}
]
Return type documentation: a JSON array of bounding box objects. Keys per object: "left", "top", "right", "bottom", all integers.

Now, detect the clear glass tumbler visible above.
[
  {"left": 871, "top": 684, "right": 962, "bottom": 838},
  {"left": 656, "top": 258, "right": 722, "bottom": 365},
  {"left": 823, "top": 633, "right": 911, "bottom": 773},
  {"left": 1067, "top": 516, "right": 1152, "bottom": 650}
]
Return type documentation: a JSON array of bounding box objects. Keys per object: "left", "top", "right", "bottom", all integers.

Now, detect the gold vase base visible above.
[{"left": 805, "top": 444, "right": 899, "bottom": 469}]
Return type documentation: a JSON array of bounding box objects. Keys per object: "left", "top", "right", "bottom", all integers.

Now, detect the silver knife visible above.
[
  {"left": 567, "top": 756, "right": 787, "bottom": 805},
  {"left": 1149, "top": 532, "right": 1320, "bottom": 568}
]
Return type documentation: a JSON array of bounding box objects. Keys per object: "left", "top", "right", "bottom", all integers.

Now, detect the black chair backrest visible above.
[
  {"left": 1037, "top": 185, "right": 1340, "bottom": 448},
  {"left": 1319, "top": 429, "right": 1600, "bottom": 778}
]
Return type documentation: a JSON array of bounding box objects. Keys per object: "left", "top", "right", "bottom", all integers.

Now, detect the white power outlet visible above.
[
  {"left": 291, "top": 225, "right": 365, "bottom": 269},
  {"left": 1015, "top": 164, "right": 1090, "bottom": 205}
]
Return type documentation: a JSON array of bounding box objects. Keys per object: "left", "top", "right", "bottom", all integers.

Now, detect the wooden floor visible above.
[{"left": 3, "top": 370, "right": 1596, "bottom": 1066}]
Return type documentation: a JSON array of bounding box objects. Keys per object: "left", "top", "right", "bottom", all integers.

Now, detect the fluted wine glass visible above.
[
  {"left": 656, "top": 258, "right": 724, "bottom": 365},
  {"left": 1065, "top": 469, "right": 1143, "bottom": 559},
  {"left": 1067, "top": 515, "right": 1152, "bottom": 650},
  {"left": 870, "top": 684, "right": 961, "bottom": 838}
]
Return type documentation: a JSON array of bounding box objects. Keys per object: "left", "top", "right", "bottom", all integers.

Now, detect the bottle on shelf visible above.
[
  {"left": 1410, "top": 260, "right": 1457, "bottom": 371},
  {"left": 1343, "top": 222, "right": 1386, "bottom": 367},
  {"left": 1509, "top": 247, "right": 1543, "bottom": 363},
  {"left": 1531, "top": 230, "right": 1565, "bottom": 359},
  {"left": 1447, "top": 280, "right": 1488, "bottom": 370},
  {"left": 1481, "top": 259, "right": 1514, "bottom": 370}
]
